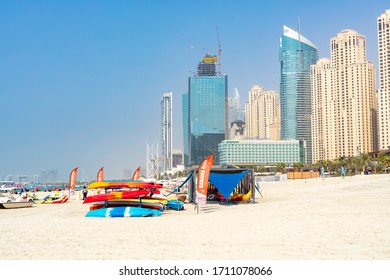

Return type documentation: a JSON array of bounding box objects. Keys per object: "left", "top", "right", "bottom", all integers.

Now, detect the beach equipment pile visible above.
[{"left": 84, "top": 180, "right": 184, "bottom": 217}]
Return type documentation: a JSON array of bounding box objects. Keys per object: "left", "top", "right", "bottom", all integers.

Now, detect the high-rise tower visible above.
[
  {"left": 311, "top": 30, "right": 377, "bottom": 163},
  {"left": 279, "top": 25, "right": 318, "bottom": 163},
  {"left": 183, "top": 54, "right": 228, "bottom": 166},
  {"left": 228, "top": 88, "right": 244, "bottom": 124},
  {"left": 160, "top": 91, "right": 172, "bottom": 174},
  {"left": 378, "top": 10, "right": 390, "bottom": 151},
  {"left": 244, "top": 85, "right": 280, "bottom": 140}
]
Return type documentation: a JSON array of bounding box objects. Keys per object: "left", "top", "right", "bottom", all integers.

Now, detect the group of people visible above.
[
  {"left": 320, "top": 166, "right": 346, "bottom": 178},
  {"left": 1, "top": 182, "right": 90, "bottom": 200}
]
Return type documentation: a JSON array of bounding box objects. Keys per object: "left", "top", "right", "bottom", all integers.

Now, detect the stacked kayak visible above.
[
  {"left": 83, "top": 189, "right": 159, "bottom": 204},
  {"left": 84, "top": 181, "right": 167, "bottom": 218}
]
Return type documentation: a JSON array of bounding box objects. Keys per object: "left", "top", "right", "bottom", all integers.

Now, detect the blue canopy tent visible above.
[
  {"left": 187, "top": 168, "right": 255, "bottom": 204},
  {"left": 209, "top": 170, "right": 250, "bottom": 200}
]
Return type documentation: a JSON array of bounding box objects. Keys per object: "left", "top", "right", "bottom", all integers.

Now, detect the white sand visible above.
[{"left": 0, "top": 174, "right": 389, "bottom": 260}]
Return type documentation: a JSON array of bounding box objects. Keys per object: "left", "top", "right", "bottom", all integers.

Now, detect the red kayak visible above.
[{"left": 83, "top": 189, "right": 158, "bottom": 204}]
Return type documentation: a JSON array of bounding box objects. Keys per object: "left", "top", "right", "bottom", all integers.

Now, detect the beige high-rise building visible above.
[
  {"left": 311, "top": 30, "right": 377, "bottom": 163},
  {"left": 378, "top": 10, "right": 390, "bottom": 151},
  {"left": 244, "top": 85, "right": 280, "bottom": 140}
]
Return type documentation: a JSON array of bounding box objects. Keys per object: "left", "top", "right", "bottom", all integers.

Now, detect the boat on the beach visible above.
[
  {"left": 0, "top": 187, "right": 34, "bottom": 209},
  {"left": 86, "top": 206, "right": 162, "bottom": 217},
  {"left": 46, "top": 195, "right": 69, "bottom": 204},
  {"left": 35, "top": 194, "right": 69, "bottom": 204},
  {"left": 0, "top": 200, "right": 34, "bottom": 209}
]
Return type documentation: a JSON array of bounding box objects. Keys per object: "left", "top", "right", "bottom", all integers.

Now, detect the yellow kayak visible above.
[{"left": 87, "top": 181, "right": 162, "bottom": 190}]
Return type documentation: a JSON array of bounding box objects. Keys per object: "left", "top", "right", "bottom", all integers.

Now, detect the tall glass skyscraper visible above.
[
  {"left": 160, "top": 91, "right": 172, "bottom": 174},
  {"left": 378, "top": 10, "right": 390, "bottom": 151},
  {"left": 279, "top": 25, "right": 318, "bottom": 164},
  {"left": 183, "top": 55, "right": 228, "bottom": 166}
]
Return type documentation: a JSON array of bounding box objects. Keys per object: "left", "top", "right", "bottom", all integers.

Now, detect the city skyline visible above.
[{"left": 1, "top": 1, "right": 388, "bottom": 181}]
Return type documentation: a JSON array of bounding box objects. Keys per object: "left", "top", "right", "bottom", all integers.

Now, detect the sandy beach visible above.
[{"left": 0, "top": 174, "right": 389, "bottom": 260}]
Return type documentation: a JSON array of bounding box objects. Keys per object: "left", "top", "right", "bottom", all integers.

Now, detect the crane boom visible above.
[{"left": 216, "top": 26, "right": 221, "bottom": 75}]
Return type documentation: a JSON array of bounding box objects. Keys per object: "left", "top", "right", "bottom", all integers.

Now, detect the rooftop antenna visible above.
[
  {"left": 216, "top": 26, "right": 222, "bottom": 75},
  {"left": 298, "top": 16, "right": 301, "bottom": 44}
]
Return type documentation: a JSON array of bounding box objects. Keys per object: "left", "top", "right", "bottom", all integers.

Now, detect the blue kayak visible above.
[{"left": 86, "top": 206, "right": 162, "bottom": 217}]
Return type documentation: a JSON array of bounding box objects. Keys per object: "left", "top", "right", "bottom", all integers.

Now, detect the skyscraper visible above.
[
  {"left": 160, "top": 91, "right": 172, "bottom": 174},
  {"left": 228, "top": 88, "right": 244, "bottom": 125},
  {"left": 279, "top": 25, "right": 318, "bottom": 164},
  {"left": 311, "top": 30, "right": 377, "bottom": 163},
  {"left": 378, "top": 10, "right": 390, "bottom": 151},
  {"left": 228, "top": 88, "right": 244, "bottom": 140},
  {"left": 183, "top": 54, "right": 228, "bottom": 166},
  {"left": 244, "top": 85, "right": 280, "bottom": 140}
]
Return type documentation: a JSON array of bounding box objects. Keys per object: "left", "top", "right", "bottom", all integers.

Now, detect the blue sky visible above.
[{"left": 0, "top": 1, "right": 388, "bottom": 181}]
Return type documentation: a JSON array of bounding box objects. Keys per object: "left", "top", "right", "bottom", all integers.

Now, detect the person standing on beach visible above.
[
  {"left": 82, "top": 186, "right": 88, "bottom": 200},
  {"left": 320, "top": 166, "right": 325, "bottom": 179},
  {"left": 341, "top": 166, "right": 346, "bottom": 179}
]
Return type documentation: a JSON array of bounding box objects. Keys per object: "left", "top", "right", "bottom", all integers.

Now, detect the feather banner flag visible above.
[
  {"left": 97, "top": 166, "right": 104, "bottom": 182},
  {"left": 196, "top": 154, "right": 214, "bottom": 205},
  {"left": 132, "top": 166, "right": 141, "bottom": 180},
  {"left": 69, "top": 167, "right": 78, "bottom": 196}
]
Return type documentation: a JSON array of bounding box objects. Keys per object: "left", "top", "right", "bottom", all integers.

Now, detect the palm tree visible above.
[
  {"left": 256, "top": 165, "right": 266, "bottom": 173},
  {"left": 361, "top": 153, "right": 373, "bottom": 174},
  {"left": 378, "top": 152, "right": 390, "bottom": 173},
  {"left": 351, "top": 156, "right": 364, "bottom": 174},
  {"left": 293, "top": 162, "right": 303, "bottom": 171},
  {"left": 319, "top": 159, "right": 332, "bottom": 173},
  {"left": 276, "top": 162, "right": 286, "bottom": 173}
]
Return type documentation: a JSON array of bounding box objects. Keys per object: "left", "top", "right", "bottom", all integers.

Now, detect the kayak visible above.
[
  {"left": 36, "top": 195, "right": 69, "bottom": 204},
  {"left": 87, "top": 181, "right": 163, "bottom": 190},
  {"left": 89, "top": 200, "right": 165, "bottom": 211},
  {"left": 110, "top": 198, "right": 168, "bottom": 204},
  {"left": 34, "top": 195, "right": 51, "bottom": 204},
  {"left": 86, "top": 206, "right": 162, "bottom": 217},
  {"left": 83, "top": 189, "right": 159, "bottom": 204},
  {"left": 48, "top": 195, "right": 69, "bottom": 204}
]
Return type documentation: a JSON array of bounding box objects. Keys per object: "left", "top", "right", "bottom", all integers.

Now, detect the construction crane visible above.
[
  {"left": 189, "top": 45, "right": 209, "bottom": 56},
  {"left": 216, "top": 26, "right": 222, "bottom": 75}
]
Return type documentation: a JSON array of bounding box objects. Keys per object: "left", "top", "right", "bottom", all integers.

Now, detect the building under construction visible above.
[{"left": 183, "top": 51, "right": 228, "bottom": 166}]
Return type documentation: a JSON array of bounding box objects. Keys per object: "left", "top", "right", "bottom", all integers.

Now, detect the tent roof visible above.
[{"left": 208, "top": 170, "right": 250, "bottom": 200}]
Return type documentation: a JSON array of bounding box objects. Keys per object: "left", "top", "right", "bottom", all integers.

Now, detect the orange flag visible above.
[
  {"left": 196, "top": 154, "right": 214, "bottom": 205},
  {"left": 69, "top": 167, "right": 78, "bottom": 196},
  {"left": 132, "top": 166, "right": 141, "bottom": 180},
  {"left": 97, "top": 166, "right": 104, "bottom": 182}
]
